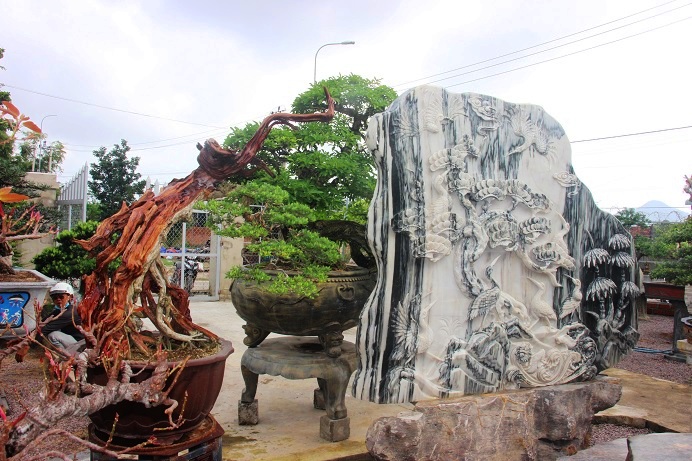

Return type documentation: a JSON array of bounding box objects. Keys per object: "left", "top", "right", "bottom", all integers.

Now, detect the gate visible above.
[{"left": 160, "top": 210, "right": 221, "bottom": 301}]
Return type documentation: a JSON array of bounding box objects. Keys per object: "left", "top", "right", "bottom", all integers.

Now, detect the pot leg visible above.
[
  {"left": 322, "top": 363, "right": 351, "bottom": 420},
  {"left": 239, "top": 364, "right": 260, "bottom": 425},
  {"left": 314, "top": 377, "right": 327, "bottom": 410},
  {"left": 242, "top": 323, "right": 270, "bottom": 347},
  {"left": 240, "top": 364, "right": 259, "bottom": 403}
]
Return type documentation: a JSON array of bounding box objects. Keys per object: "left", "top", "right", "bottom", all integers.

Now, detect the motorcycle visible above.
[{"left": 170, "top": 257, "right": 203, "bottom": 293}]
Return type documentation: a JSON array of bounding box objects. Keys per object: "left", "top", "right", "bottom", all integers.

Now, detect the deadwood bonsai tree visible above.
[{"left": 0, "top": 90, "right": 336, "bottom": 458}]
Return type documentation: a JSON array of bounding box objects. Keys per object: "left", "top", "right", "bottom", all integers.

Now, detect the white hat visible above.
[{"left": 50, "top": 282, "right": 74, "bottom": 296}]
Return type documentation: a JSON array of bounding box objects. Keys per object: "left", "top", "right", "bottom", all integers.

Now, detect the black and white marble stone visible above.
[{"left": 352, "top": 86, "right": 639, "bottom": 404}]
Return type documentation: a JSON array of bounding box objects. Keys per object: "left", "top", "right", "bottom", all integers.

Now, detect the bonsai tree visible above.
[
  {"left": 637, "top": 217, "right": 691, "bottom": 286},
  {"left": 203, "top": 182, "right": 352, "bottom": 298},
  {"left": 203, "top": 75, "right": 397, "bottom": 297},
  {"left": 634, "top": 177, "right": 692, "bottom": 286}
]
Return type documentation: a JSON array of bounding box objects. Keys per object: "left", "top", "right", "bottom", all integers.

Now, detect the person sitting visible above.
[{"left": 41, "top": 282, "right": 84, "bottom": 351}]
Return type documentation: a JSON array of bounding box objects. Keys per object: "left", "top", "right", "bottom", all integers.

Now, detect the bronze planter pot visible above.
[
  {"left": 230, "top": 267, "right": 376, "bottom": 356},
  {"left": 88, "top": 338, "right": 233, "bottom": 443}
]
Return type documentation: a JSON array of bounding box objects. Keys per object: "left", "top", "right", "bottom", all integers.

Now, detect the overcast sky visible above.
[{"left": 2, "top": 0, "right": 690, "bottom": 218}]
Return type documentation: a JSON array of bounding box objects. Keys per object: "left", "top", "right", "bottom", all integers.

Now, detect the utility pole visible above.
[{"left": 35, "top": 114, "right": 57, "bottom": 172}]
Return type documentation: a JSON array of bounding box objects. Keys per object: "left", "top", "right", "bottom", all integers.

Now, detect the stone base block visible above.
[
  {"left": 313, "top": 388, "right": 325, "bottom": 410},
  {"left": 320, "top": 415, "right": 350, "bottom": 442},
  {"left": 366, "top": 378, "right": 622, "bottom": 461},
  {"left": 238, "top": 399, "right": 259, "bottom": 425},
  {"left": 676, "top": 339, "right": 692, "bottom": 364}
]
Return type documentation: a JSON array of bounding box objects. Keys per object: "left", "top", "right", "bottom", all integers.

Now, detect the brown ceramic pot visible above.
[
  {"left": 88, "top": 338, "right": 233, "bottom": 443},
  {"left": 230, "top": 267, "right": 376, "bottom": 354}
]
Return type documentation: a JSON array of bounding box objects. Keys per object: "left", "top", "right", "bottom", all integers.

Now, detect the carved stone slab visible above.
[{"left": 353, "top": 86, "right": 639, "bottom": 404}]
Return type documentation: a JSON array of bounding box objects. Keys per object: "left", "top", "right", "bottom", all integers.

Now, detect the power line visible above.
[
  {"left": 443, "top": 16, "right": 691, "bottom": 89},
  {"left": 571, "top": 125, "right": 692, "bottom": 143},
  {"left": 395, "top": 1, "right": 690, "bottom": 88},
  {"left": 63, "top": 130, "right": 228, "bottom": 152},
  {"left": 56, "top": 119, "right": 691, "bottom": 177},
  {"left": 2, "top": 84, "right": 227, "bottom": 129},
  {"left": 62, "top": 127, "right": 226, "bottom": 148}
]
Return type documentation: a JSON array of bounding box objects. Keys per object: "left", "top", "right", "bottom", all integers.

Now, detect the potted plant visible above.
[
  {"left": 0, "top": 186, "right": 58, "bottom": 337},
  {"left": 1, "top": 92, "right": 337, "bottom": 458},
  {"left": 203, "top": 181, "right": 376, "bottom": 355},
  {"left": 0, "top": 100, "right": 58, "bottom": 340},
  {"left": 202, "top": 75, "right": 397, "bottom": 355}
]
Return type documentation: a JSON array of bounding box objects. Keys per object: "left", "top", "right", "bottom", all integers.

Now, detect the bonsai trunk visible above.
[
  {"left": 75, "top": 89, "right": 335, "bottom": 359},
  {"left": 0, "top": 242, "right": 13, "bottom": 275}
]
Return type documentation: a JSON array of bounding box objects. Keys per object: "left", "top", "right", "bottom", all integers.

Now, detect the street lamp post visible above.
[
  {"left": 35, "top": 114, "right": 57, "bottom": 172},
  {"left": 313, "top": 41, "right": 355, "bottom": 84}
]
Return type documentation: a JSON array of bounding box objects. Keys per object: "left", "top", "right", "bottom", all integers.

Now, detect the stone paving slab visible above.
[
  {"left": 597, "top": 368, "right": 691, "bottom": 433},
  {"left": 628, "top": 433, "right": 692, "bottom": 460},
  {"left": 557, "top": 437, "right": 628, "bottom": 461}
]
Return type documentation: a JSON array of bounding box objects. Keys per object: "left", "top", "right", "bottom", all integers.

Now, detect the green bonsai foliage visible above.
[
  {"left": 204, "top": 182, "right": 342, "bottom": 298},
  {"left": 222, "top": 75, "right": 396, "bottom": 218},
  {"left": 205, "top": 75, "right": 396, "bottom": 298}
]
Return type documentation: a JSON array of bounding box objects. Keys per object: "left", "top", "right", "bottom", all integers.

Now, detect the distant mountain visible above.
[{"left": 635, "top": 200, "right": 690, "bottom": 222}]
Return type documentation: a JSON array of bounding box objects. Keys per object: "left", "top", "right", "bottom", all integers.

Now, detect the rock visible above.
[
  {"left": 353, "top": 86, "right": 640, "bottom": 404},
  {"left": 366, "top": 378, "right": 621, "bottom": 461},
  {"left": 627, "top": 433, "right": 692, "bottom": 461}
]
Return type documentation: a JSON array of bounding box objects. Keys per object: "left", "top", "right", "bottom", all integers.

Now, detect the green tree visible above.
[
  {"left": 615, "top": 208, "right": 650, "bottom": 228},
  {"left": 89, "top": 139, "right": 146, "bottom": 220},
  {"left": 0, "top": 48, "right": 11, "bottom": 159},
  {"left": 223, "top": 74, "right": 397, "bottom": 219},
  {"left": 33, "top": 221, "right": 99, "bottom": 282},
  {"left": 1, "top": 48, "right": 33, "bottom": 192}
]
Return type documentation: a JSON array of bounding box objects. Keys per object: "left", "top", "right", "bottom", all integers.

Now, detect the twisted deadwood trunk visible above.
[
  {"left": 76, "top": 89, "right": 335, "bottom": 358},
  {"left": 0, "top": 90, "right": 335, "bottom": 459}
]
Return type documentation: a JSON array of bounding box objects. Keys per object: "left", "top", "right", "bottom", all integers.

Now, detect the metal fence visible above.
[{"left": 160, "top": 210, "right": 221, "bottom": 301}]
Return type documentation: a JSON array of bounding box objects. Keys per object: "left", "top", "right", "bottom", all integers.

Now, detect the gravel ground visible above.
[
  {"left": 1, "top": 314, "right": 690, "bottom": 458},
  {"left": 590, "top": 313, "right": 692, "bottom": 447},
  {"left": 615, "top": 313, "right": 692, "bottom": 385},
  {"left": 589, "top": 423, "right": 653, "bottom": 446},
  {"left": 1, "top": 344, "right": 90, "bottom": 457}
]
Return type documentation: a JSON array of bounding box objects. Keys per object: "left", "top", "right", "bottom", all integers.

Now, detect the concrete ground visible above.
[
  {"left": 193, "top": 300, "right": 413, "bottom": 461},
  {"left": 190, "top": 300, "right": 691, "bottom": 461}
]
